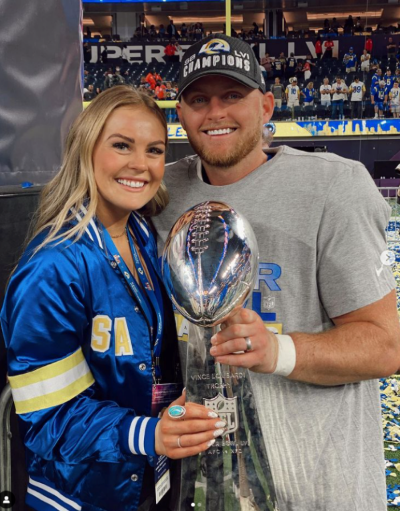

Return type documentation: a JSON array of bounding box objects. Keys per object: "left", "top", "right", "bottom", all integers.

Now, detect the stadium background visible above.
[{"left": 0, "top": 0, "right": 400, "bottom": 508}]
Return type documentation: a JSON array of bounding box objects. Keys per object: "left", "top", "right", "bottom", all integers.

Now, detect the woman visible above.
[
  {"left": 301, "top": 81, "right": 315, "bottom": 119},
  {"left": 0, "top": 86, "right": 225, "bottom": 511}
]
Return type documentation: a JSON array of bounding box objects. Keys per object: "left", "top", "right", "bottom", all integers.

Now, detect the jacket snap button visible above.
[
  {"left": 131, "top": 474, "right": 138, "bottom": 482},
  {"left": 139, "top": 363, "right": 146, "bottom": 371}
]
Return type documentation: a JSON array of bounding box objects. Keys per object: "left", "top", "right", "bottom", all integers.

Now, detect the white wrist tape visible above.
[{"left": 273, "top": 335, "right": 296, "bottom": 377}]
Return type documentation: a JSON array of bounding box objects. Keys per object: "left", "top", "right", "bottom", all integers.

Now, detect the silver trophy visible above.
[{"left": 162, "top": 201, "right": 279, "bottom": 511}]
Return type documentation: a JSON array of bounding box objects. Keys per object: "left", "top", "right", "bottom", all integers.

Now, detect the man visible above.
[
  {"left": 273, "top": 53, "right": 284, "bottom": 78},
  {"left": 389, "top": 81, "right": 400, "bottom": 118},
  {"left": 164, "top": 37, "right": 181, "bottom": 62},
  {"left": 387, "top": 36, "right": 397, "bottom": 61},
  {"left": 349, "top": 75, "right": 365, "bottom": 119},
  {"left": 285, "top": 77, "right": 300, "bottom": 118},
  {"left": 384, "top": 68, "right": 395, "bottom": 92},
  {"left": 370, "top": 68, "right": 383, "bottom": 106},
  {"left": 83, "top": 83, "right": 95, "bottom": 101},
  {"left": 343, "top": 47, "right": 357, "bottom": 74},
  {"left": 167, "top": 19, "right": 178, "bottom": 39},
  {"left": 330, "top": 76, "right": 347, "bottom": 119},
  {"left": 153, "top": 34, "right": 400, "bottom": 511},
  {"left": 270, "top": 77, "right": 285, "bottom": 111},
  {"left": 372, "top": 80, "right": 387, "bottom": 118},
  {"left": 319, "top": 76, "right": 332, "bottom": 109},
  {"left": 286, "top": 52, "right": 296, "bottom": 78},
  {"left": 323, "top": 37, "right": 334, "bottom": 59}
]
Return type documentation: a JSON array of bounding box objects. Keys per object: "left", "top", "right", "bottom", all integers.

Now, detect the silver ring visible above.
[
  {"left": 177, "top": 436, "right": 183, "bottom": 448},
  {"left": 167, "top": 405, "right": 186, "bottom": 419},
  {"left": 245, "top": 337, "right": 252, "bottom": 352}
]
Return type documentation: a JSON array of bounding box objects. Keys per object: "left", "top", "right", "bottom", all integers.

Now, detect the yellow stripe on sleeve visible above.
[
  {"left": 8, "top": 348, "right": 95, "bottom": 414},
  {"left": 13, "top": 372, "right": 95, "bottom": 414},
  {"left": 9, "top": 348, "right": 86, "bottom": 388}
]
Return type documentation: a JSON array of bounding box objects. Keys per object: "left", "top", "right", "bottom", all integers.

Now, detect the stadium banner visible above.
[
  {"left": 0, "top": 0, "right": 83, "bottom": 186},
  {"left": 86, "top": 34, "right": 400, "bottom": 65},
  {"left": 168, "top": 119, "right": 400, "bottom": 140}
]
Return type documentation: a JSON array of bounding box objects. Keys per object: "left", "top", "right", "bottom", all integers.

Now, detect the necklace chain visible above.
[{"left": 110, "top": 227, "right": 127, "bottom": 239}]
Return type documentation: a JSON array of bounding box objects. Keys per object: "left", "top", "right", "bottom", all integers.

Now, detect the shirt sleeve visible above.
[
  {"left": 1, "top": 244, "right": 159, "bottom": 464},
  {"left": 316, "top": 163, "right": 395, "bottom": 318}
]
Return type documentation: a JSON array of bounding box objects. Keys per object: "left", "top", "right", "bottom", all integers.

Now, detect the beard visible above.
[{"left": 187, "top": 119, "right": 262, "bottom": 169}]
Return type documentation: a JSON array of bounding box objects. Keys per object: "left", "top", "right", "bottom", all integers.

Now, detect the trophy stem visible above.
[{"left": 180, "top": 326, "right": 279, "bottom": 511}]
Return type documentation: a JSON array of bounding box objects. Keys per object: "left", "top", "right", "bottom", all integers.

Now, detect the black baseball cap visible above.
[{"left": 177, "top": 34, "right": 266, "bottom": 99}]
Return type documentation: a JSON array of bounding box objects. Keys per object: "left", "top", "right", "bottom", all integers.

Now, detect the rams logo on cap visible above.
[{"left": 198, "top": 39, "right": 230, "bottom": 55}]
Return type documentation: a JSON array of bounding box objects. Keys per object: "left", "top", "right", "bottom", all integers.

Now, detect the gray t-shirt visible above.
[
  {"left": 271, "top": 84, "right": 285, "bottom": 99},
  {"left": 153, "top": 145, "right": 394, "bottom": 511}
]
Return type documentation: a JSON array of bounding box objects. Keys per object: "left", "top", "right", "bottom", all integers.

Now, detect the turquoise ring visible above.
[{"left": 168, "top": 405, "right": 186, "bottom": 419}]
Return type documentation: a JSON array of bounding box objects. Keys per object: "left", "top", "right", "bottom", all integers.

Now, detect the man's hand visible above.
[{"left": 210, "top": 308, "right": 279, "bottom": 373}]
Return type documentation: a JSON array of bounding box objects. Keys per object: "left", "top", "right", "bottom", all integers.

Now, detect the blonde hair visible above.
[{"left": 29, "top": 85, "right": 169, "bottom": 252}]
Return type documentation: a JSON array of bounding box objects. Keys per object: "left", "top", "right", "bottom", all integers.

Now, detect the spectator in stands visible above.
[
  {"left": 147, "top": 25, "right": 157, "bottom": 40},
  {"left": 315, "top": 36, "right": 322, "bottom": 60},
  {"left": 121, "top": 44, "right": 130, "bottom": 64},
  {"left": 167, "top": 20, "right": 178, "bottom": 39},
  {"left": 101, "top": 48, "right": 108, "bottom": 64},
  {"left": 270, "top": 77, "right": 285, "bottom": 111},
  {"left": 384, "top": 68, "right": 395, "bottom": 91},
  {"left": 301, "top": 82, "right": 315, "bottom": 118},
  {"left": 83, "top": 84, "right": 96, "bottom": 102},
  {"left": 252, "top": 22, "right": 259, "bottom": 36},
  {"left": 387, "top": 37, "right": 397, "bottom": 61},
  {"left": 194, "top": 23, "right": 203, "bottom": 41},
  {"left": 158, "top": 24, "right": 166, "bottom": 39},
  {"left": 295, "top": 59, "right": 303, "bottom": 80},
  {"left": 323, "top": 37, "right": 334, "bottom": 60},
  {"left": 354, "top": 17, "right": 363, "bottom": 33},
  {"left": 331, "top": 18, "right": 341, "bottom": 34},
  {"left": 344, "top": 15, "right": 354, "bottom": 34},
  {"left": 114, "top": 67, "right": 125, "bottom": 85},
  {"left": 343, "top": 47, "right": 357, "bottom": 74},
  {"left": 103, "top": 72, "right": 114, "bottom": 90},
  {"left": 372, "top": 80, "right": 387, "bottom": 118},
  {"left": 139, "top": 76, "right": 149, "bottom": 90},
  {"left": 360, "top": 49, "right": 371, "bottom": 73},
  {"left": 155, "top": 80, "right": 166, "bottom": 100},
  {"left": 180, "top": 23, "right": 188, "bottom": 39},
  {"left": 320, "top": 77, "right": 332, "bottom": 109},
  {"left": 286, "top": 77, "right": 300, "bottom": 118},
  {"left": 303, "top": 55, "right": 315, "bottom": 81},
  {"left": 371, "top": 68, "right": 383, "bottom": 97},
  {"left": 261, "top": 52, "right": 274, "bottom": 78},
  {"left": 164, "top": 38, "right": 181, "bottom": 62},
  {"left": 365, "top": 36, "right": 373, "bottom": 55},
  {"left": 145, "top": 72, "right": 157, "bottom": 90},
  {"left": 286, "top": 52, "right": 297, "bottom": 78},
  {"left": 323, "top": 19, "right": 330, "bottom": 33},
  {"left": 330, "top": 76, "right": 347, "bottom": 120},
  {"left": 395, "top": 68, "right": 400, "bottom": 82},
  {"left": 389, "top": 81, "right": 400, "bottom": 118},
  {"left": 273, "top": 54, "right": 284, "bottom": 78},
  {"left": 83, "top": 43, "right": 91, "bottom": 64},
  {"left": 349, "top": 76, "right": 365, "bottom": 119}
]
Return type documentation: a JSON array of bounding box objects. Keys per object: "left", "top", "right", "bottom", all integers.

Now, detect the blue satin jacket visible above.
[{"left": 1, "top": 209, "right": 178, "bottom": 511}]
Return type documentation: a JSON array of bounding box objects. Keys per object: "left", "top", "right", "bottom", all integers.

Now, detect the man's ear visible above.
[
  {"left": 262, "top": 92, "right": 275, "bottom": 124},
  {"left": 176, "top": 102, "right": 186, "bottom": 130}
]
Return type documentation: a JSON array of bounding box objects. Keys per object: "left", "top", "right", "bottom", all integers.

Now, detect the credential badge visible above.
[{"left": 204, "top": 393, "right": 238, "bottom": 434}]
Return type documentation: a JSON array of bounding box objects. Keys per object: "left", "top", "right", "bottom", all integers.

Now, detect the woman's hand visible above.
[{"left": 155, "top": 392, "right": 226, "bottom": 459}]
